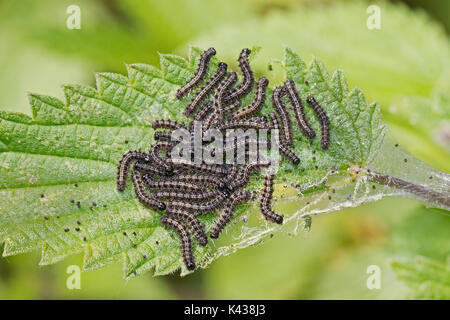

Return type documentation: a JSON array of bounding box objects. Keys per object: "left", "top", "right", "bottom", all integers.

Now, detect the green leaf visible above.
[
  {"left": 391, "top": 256, "right": 450, "bottom": 299},
  {"left": 0, "top": 47, "right": 447, "bottom": 278}
]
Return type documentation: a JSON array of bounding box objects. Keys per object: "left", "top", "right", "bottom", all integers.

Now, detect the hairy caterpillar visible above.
[
  {"left": 134, "top": 161, "right": 167, "bottom": 177},
  {"left": 166, "top": 192, "right": 227, "bottom": 214},
  {"left": 228, "top": 161, "right": 271, "bottom": 191},
  {"left": 268, "top": 112, "right": 299, "bottom": 163},
  {"left": 230, "top": 77, "right": 268, "bottom": 120},
  {"left": 224, "top": 48, "right": 254, "bottom": 102},
  {"left": 218, "top": 119, "right": 269, "bottom": 130},
  {"left": 149, "top": 141, "right": 174, "bottom": 173},
  {"left": 184, "top": 62, "right": 228, "bottom": 116},
  {"left": 167, "top": 159, "right": 227, "bottom": 175},
  {"left": 224, "top": 100, "right": 242, "bottom": 116},
  {"left": 272, "top": 86, "right": 293, "bottom": 145},
  {"left": 306, "top": 97, "right": 330, "bottom": 150},
  {"left": 154, "top": 130, "right": 173, "bottom": 142},
  {"left": 260, "top": 174, "right": 283, "bottom": 224},
  {"left": 176, "top": 47, "right": 216, "bottom": 99},
  {"left": 202, "top": 110, "right": 218, "bottom": 131},
  {"left": 152, "top": 119, "right": 185, "bottom": 131},
  {"left": 193, "top": 101, "right": 213, "bottom": 122},
  {"left": 210, "top": 189, "right": 251, "bottom": 239},
  {"left": 268, "top": 112, "right": 280, "bottom": 131},
  {"left": 142, "top": 175, "right": 205, "bottom": 193},
  {"left": 167, "top": 174, "right": 226, "bottom": 189},
  {"left": 279, "top": 144, "right": 300, "bottom": 165},
  {"left": 117, "top": 151, "right": 152, "bottom": 191},
  {"left": 214, "top": 72, "right": 238, "bottom": 125},
  {"left": 131, "top": 170, "right": 166, "bottom": 211},
  {"left": 166, "top": 208, "right": 208, "bottom": 246},
  {"left": 285, "top": 80, "right": 316, "bottom": 138},
  {"left": 151, "top": 190, "right": 218, "bottom": 201},
  {"left": 160, "top": 215, "right": 195, "bottom": 270}
]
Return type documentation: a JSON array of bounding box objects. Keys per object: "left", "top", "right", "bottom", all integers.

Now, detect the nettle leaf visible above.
[
  {"left": 0, "top": 47, "right": 448, "bottom": 278},
  {"left": 392, "top": 256, "right": 450, "bottom": 299}
]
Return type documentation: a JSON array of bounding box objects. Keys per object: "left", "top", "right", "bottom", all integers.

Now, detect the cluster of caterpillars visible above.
[{"left": 116, "top": 48, "right": 331, "bottom": 270}]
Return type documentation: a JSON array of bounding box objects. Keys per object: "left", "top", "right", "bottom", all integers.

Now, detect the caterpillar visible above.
[
  {"left": 260, "top": 174, "right": 283, "bottom": 224},
  {"left": 251, "top": 116, "right": 268, "bottom": 123},
  {"left": 202, "top": 110, "right": 218, "bottom": 131},
  {"left": 154, "top": 130, "right": 172, "bottom": 142},
  {"left": 306, "top": 97, "right": 330, "bottom": 150},
  {"left": 167, "top": 159, "right": 227, "bottom": 175},
  {"left": 193, "top": 101, "right": 213, "bottom": 123},
  {"left": 151, "top": 190, "right": 218, "bottom": 202},
  {"left": 166, "top": 208, "right": 208, "bottom": 246},
  {"left": 230, "top": 77, "right": 268, "bottom": 120},
  {"left": 227, "top": 150, "right": 262, "bottom": 166},
  {"left": 268, "top": 112, "right": 300, "bottom": 164},
  {"left": 214, "top": 72, "right": 238, "bottom": 125},
  {"left": 279, "top": 143, "right": 300, "bottom": 165},
  {"left": 131, "top": 170, "right": 166, "bottom": 211},
  {"left": 149, "top": 141, "right": 174, "bottom": 173},
  {"left": 167, "top": 174, "right": 226, "bottom": 189},
  {"left": 160, "top": 215, "right": 195, "bottom": 270},
  {"left": 117, "top": 151, "right": 152, "bottom": 191},
  {"left": 285, "top": 80, "right": 316, "bottom": 138},
  {"left": 210, "top": 189, "right": 251, "bottom": 239},
  {"left": 224, "top": 100, "right": 242, "bottom": 116},
  {"left": 272, "top": 86, "right": 293, "bottom": 146},
  {"left": 224, "top": 138, "right": 261, "bottom": 165},
  {"left": 223, "top": 164, "right": 240, "bottom": 184},
  {"left": 223, "top": 138, "right": 261, "bottom": 151},
  {"left": 166, "top": 192, "right": 228, "bottom": 214},
  {"left": 184, "top": 62, "right": 228, "bottom": 116},
  {"left": 218, "top": 119, "right": 269, "bottom": 130},
  {"left": 133, "top": 161, "right": 167, "bottom": 177},
  {"left": 268, "top": 112, "right": 280, "bottom": 131},
  {"left": 228, "top": 161, "right": 271, "bottom": 191},
  {"left": 176, "top": 47, "right": 216, "bottom": 100},
  {"left": 152, "top": 120, "right": 185, "bottom": 131},
  {"left": 224, "top": 48, "right": 254, "bottom": 102},
  {"left": 142, "top": 175, "right": 206, "bottom": 193}
]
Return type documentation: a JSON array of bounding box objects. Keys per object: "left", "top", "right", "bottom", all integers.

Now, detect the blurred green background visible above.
[{"left": 0, "top": 0, "right": 449, "bottom": 299}]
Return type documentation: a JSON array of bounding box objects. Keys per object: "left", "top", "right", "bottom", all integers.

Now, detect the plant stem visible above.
[{"left": 369, "top": 171, "right": 450, "bottom": 208}]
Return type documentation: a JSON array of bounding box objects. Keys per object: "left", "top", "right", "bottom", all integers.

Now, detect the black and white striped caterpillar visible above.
[
  {"left": 160, "top": 215, "right": 196, "bottom": 270},
  {"left": 285, "top": 80, "right": 316, "bottom": 139},
  {"left": 224, "top": 48, "right": 254, "bottom": 102},
  {"left": 306, "top": 96, "right": 330, "bottom": 150},
  {"left": 117, "top": 151, "right": 152, "bottom": 191},
  {"left": 149, "top": 141, "right": 174, "bottom": 174},
  {"left": 142, "top": 176, "right": 205, "bottom": 193},
  {"left": 230, "top": 77, "right": 268, "bottom": 120},
  {"left": 210, "top": 189, "right": 251, "bottom": 239},
  {"left": 166, "top": 208, "right": 208, "bottom": 246},
  {"left": 166, "top": 192, "right": 228, "bottom": 214},
  {"left": 183, "top": 62, "right": 228, "bottom": 116},
  {"left": 272, "top": 86, "right": 293, "bottom": 146},
  {"left": 214, "top": 72, "right": 238, "bottom": 125},
  {"left": 176, "top": 47, "right": 216, "bottom": 100},
  {"left": 152, "top": 119, "right": 185, "bottom": 131},
  {"left": 131, "top": 170, "right": 166, "bottom": 211},
  {"left": 259, "top": 174, "right": 283, "bottom": 224},
  {"left": 167, "top": 159, "right": 227, "bottom": 175}
]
